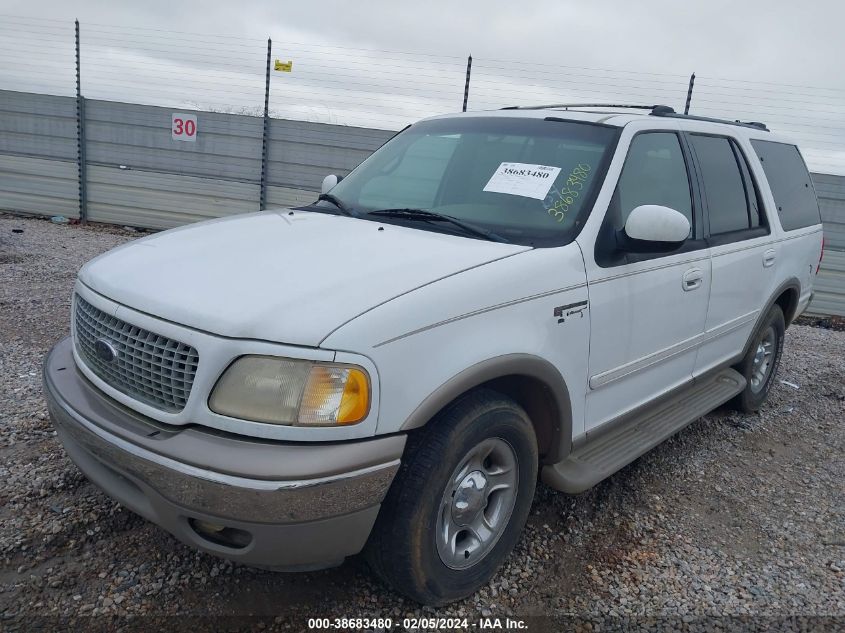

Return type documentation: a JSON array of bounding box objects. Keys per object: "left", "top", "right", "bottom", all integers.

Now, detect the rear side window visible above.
[
  {"left": 689, "top": 135, "right": 756, "bottom": 235},
  {"left": 751, "top": 140, "right": 821, "bottom": 231}
]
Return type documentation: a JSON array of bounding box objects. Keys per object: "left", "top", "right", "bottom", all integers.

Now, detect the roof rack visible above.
[
  {"left": 501, "top": 103, "right": 673, "bottom": 113},
  {"left": 499, "top": 102, "right": 770, "bottom": 132},
  {"left": 650, "top": 110, "right": 769, "bottom": 131}
]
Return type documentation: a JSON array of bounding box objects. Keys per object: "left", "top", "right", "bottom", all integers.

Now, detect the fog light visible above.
[
  {"left": 188, "top": 518, "right": 252, "bottom": 549},
  {"left": 192, "top": 520, "right": 225, "bottom": 534}
]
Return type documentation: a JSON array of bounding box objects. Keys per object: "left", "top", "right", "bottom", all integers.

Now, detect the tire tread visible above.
[{"left": 366, "top": 388, "right": 536, "bottom": 605}]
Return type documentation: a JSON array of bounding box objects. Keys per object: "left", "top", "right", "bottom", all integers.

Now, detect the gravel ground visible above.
[{"left": 1, "top": 212, "right": 843, "bottom": 632}]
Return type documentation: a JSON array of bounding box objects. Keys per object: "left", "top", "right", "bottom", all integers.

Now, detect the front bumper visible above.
[{"left": 43, "top": 337, "right": 404, "bottom": 570}]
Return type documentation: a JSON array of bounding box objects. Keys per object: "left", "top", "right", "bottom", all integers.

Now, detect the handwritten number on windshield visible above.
[{"left": 545, "top": 164, "right": 591, "bottom": 222}]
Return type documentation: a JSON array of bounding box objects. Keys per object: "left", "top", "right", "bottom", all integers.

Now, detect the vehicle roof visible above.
[{"left": 422, "top": 107, "right": 796, "bottom": 145}]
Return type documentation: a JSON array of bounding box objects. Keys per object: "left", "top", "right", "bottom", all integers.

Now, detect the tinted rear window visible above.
[
  {"left": 750, "top": 140, "right": 821, "bottom": 231},
  {"left": 689, "top": 135, "right": 750, "bottom": 234}
]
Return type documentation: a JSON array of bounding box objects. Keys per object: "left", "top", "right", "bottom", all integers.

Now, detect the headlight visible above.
[{"left": 208, "top": 355, "right": 371, "bottom": 426}]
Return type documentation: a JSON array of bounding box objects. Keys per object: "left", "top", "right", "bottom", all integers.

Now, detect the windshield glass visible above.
[{"left": 321, "top": 116, "right": 620, "bottom": 246}]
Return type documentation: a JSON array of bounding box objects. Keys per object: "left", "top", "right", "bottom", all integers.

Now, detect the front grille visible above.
[{"left": 74, "top": 295, "right": 200, "bottom": 413}]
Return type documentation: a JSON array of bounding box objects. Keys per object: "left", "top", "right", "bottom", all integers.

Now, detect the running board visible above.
[{"left": 542, "top": 368, "right": 746, "bottom": 494}]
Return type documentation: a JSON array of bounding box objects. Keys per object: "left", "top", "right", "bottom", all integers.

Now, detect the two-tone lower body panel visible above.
[{"left": 44, "top": 337, "right": 404, "bottom": 570}]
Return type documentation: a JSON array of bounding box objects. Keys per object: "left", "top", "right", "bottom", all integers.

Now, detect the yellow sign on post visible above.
[{"left": 274, "top": 60, "right": 293, "bottom": 72}]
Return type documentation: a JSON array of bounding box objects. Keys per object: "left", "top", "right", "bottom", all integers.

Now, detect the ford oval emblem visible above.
[{"left": 94, "top": 338, "right": 118, "bottom": 363}]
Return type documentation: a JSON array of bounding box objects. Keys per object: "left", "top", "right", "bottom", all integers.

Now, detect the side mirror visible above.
[
  {"left": 623, "top": 205, "right": 690, "bottom": 247},
  {"left": 321, "top": 174, "right": 341, "bottom": 194}
]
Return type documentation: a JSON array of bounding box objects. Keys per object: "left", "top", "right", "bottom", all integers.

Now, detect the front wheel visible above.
[
  {"left": 731, "top": 304, "right": 785, "bottom": 412},
  {"left": 366, "top": 389, "right": 537, "bottom": 605}
]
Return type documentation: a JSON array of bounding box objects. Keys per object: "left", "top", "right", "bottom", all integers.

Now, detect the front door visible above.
[{"left": 580, "top": 130, "right": 711, "bottom": 432}]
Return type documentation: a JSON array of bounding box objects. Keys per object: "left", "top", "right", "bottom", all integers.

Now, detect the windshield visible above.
[{"left": 318, "top": 116, "right": 620, "bottom": 246}]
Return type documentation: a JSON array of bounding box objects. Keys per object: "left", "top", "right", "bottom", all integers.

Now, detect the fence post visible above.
[
  {"left": 75, "top": 19, "right": 88, "bottom": 223},
  {"left": 684, "top": 72, "right": 695, "bottom": 115},
  {"left": 462, "top": 55, "right": 472, "bottom": 112},
  {"left": 259, "top": 38, "right": 272, "bottom": 210}
]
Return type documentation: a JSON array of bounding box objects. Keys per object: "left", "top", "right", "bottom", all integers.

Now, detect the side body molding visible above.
[
  {"left": 400, "top": 353, "right": 573, "bottom": 462},
  {"left": 540, "top": 277, "right": 804, "bottom": 495}
]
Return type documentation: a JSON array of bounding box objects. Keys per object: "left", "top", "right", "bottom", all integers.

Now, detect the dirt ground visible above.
[{"left": 1, "top": 213, "right": 843, "bottom": 632}]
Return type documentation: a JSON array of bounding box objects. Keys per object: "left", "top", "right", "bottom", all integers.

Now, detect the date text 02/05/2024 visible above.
[{"left": 306, "top": 616, "right": 529, "bottom": 630}]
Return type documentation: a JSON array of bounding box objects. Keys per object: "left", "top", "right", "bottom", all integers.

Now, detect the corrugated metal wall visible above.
[
  {"left": 85, "top": 100, "right": 264, "bottom": 181},
  {"left": 808, "top": 173, "right": 845, "bottom": 316},
  {"left": 86, "top": 166, "right": 260, "bottom": 227},
  {"left": 0, "top": 89, "right": 391, "bottom": 230},
  {"left": 814, "top": 173, "right": 845, "bottom": 250},
  {"left": 0, "top": 155, "right": 79, "bottom": 219},
  {"left": 810, "top": 251, "right": 845, "bottom": 317},
  {"left": 0, "top": 91, "right": 79, "bottom": 218},
  {"left": 0, "top": 89, "right": 843, "bottom": 316},
  {"left": 266, "top": 119, "right": 392, "bottom": 192},
  {"left": 82, "top": 99, "right": 264, "bottom": 227}
]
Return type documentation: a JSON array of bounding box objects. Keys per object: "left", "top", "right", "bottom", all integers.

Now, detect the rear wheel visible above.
[
  {"left": 366, "top": 389, "right": 537, "bottom": 605},
  {"left": 731, "top": 304, "right": 785, "bottom": 412}
]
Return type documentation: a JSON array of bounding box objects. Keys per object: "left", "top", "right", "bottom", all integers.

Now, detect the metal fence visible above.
[
  {"left": 808, "top": 174, "right": 845, "bottom": 317},
  {"left": 0, "top": 87, "right": 844, "bottom": 317},
  {"left": 0, "top": 89, "right": 390, "bottom": 228}
]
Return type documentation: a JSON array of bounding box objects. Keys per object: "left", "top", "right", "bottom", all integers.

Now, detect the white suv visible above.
[{"left": 44, "top": 104, "right": 824, "bottom": 605}]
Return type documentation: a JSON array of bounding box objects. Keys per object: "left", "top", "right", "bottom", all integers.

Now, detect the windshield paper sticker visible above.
[{"left": 483, "top": 163, "right": 562, "bottom": 200}]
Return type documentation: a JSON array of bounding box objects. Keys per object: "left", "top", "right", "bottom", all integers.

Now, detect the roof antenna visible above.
[{"left": 684, "top": 73, "right": 696, "bottom": 115}]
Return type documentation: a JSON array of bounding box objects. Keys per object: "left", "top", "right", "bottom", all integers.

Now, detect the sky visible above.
[{"left": 1, "top": 0, "right": 844, "bottom": 173}]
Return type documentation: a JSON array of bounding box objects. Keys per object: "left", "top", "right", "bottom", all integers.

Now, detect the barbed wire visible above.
[{"left": 0, "top": 15, "right": 843, "bottom": 174}]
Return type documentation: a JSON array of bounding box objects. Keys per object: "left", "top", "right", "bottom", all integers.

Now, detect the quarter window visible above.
[
  {"left": 750, "top": 140, "right": 821, "bottom": 231},
  {"left": 689, "top": 135, "right": 752, "bottom": 235}
]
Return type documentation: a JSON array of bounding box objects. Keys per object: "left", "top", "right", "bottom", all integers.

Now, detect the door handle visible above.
[
  {"left": 763, "top": 249, "right": 777, "bottom": 268},
  {"left": 682, "top": 268, "right": 704, "bottom": 292}
]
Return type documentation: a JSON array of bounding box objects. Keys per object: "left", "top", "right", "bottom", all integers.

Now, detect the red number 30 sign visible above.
[{"left": 171, "top": 113, "right": 197, "bottom": 142}]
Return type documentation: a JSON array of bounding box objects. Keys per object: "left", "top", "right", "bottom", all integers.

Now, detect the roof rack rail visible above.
[
  {"left": 501, "top": 103, "right": 674, "bottom": 113},
  {"left": 498, "top": 103, "right": 770, "bottom": 131},
  {"left": 649, "top": 110, "right": 769, "bottom": 131}
]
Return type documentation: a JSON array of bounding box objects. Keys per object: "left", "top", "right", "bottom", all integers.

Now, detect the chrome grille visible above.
[{"left": 74, "top": 295, "right": 199, "bottom": 412}]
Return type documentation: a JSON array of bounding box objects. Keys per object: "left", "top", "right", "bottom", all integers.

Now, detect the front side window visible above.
[
  {"left": 689, "top": 135, "right": 754, "bottom": 235},
  {"left": 608, "top": 132, "right": 693, "bottom": 232},
  {"left": 750, "top": 140, "right": 821, "bottom": 231},
  {"left": 315, "top": 117, "right": 620, "bottom": 247}
]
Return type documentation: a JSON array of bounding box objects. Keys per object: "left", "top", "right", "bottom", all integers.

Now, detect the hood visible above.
[{"left": 79, "top": 210, "right": 529, "bottom": 347}]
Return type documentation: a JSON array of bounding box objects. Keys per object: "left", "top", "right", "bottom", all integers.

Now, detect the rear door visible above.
[
  {"left": 750, "top": 139, "right": 824, "bottom": 315},
  {"left": 687, "top": 133, "right": 776, "bottom": 376}
]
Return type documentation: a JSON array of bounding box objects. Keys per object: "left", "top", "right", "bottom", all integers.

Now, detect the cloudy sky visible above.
[{"left": 2, "top": 0, "right": 844, "bottom": 173}]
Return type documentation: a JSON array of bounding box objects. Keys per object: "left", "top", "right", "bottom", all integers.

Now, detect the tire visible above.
[
  {"left": 366, "top": 388, "right": 538, "bottom": 605},
  {"left": 731, "top": 304, "right": 785, "bottom": 413}
]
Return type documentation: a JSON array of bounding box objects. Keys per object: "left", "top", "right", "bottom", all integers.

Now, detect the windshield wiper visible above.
[
  {"left": 367, "top": 208, "right": 509, "bottom": 243},
  {"left": 317, "top": 193, "right": 358, "bottom": 217}
]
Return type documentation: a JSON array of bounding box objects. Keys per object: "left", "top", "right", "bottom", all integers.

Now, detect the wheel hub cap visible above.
[
  {"left": 436, "top": 437, "right": 519, "bottom": 570},
  {"left": 750, "top": 326, "right": 776, "bottom": 393},
  {"left": 451, "top": 471, "right": 488, "bottom": 525}
]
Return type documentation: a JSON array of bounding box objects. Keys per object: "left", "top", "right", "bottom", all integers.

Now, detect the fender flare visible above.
[
  {"left": 739, "top": 277, "right": 801, "bottom": 360},
  {"left": 400, "top": 353, "right": 573, "bottom": 461}
]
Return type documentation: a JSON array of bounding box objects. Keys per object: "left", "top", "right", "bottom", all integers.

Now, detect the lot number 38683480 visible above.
[{"left": 171, "top": 113, "right": 197, "bottom": 142}]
